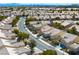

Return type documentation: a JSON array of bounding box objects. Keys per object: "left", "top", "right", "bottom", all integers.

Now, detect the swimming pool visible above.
[{"left": 55, "top": 43, "right": 66, "bottom": 49}]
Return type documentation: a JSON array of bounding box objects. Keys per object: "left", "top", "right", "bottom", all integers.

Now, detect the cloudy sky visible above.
[{"left": 0, "top": 0, "right": 79, "bottom": 3}]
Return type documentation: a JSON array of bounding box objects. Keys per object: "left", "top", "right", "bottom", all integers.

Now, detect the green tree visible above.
[
  {"left": 9, "top": 7, "right": 13, "bottom": 11},
  {"left": 25, "top": 16, "right": 37, "bottom": 26},
  {"left": 52, "top": 22, "right": 60, "bottom": 28},
  {"left": 12, "top": 28, "right": 19, "bottom": 34},
  {"left": 25, "top": 19, "right": 30, "bottom": 25},
  {"left": 58, "top": 10, "right": 62, "bottom": 13},
  {"left": 55, "top": 17, "right": 60, "bottom": 20},
  {"left": 52, "top": 22, "right": 64, "bottom": 30},
  {"left": 76, "top": 22, "right": 79, "bottom": 25},
  {"left": 71, "top": 8, "right": 74, "bottom": 11},
  {"left": 72, "top": 14, "right": 76, "bottom": 20},
  {"left": 17, "top": 32, "right": 29, "bottom": 42},
  {"left": 67, "top": 27, "right": 77, "bottom": 34},
  {"left": 41, "top": 50, "right": 57, "bottom": 55},
  {"left": 11, "top": 16, "right": 19, "bottom": 27},
  {"left": 17, "top": 32, "right": 29, "bottom": 39},
  {"left": 27, "top": 16, "right": 36, "bottom": 21},
  {"left": 59, "top": 25, "right": 65, "bottom": 30},
  {"left": 0, "top": 16, "right": 7, "bottom": 21}
]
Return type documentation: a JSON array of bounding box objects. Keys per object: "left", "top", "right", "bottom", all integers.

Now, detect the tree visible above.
[
  {"left": 17, "top": 32, "right": 25, "bottom": 38},
  {"left": 11, "top": 16, "right": 19, "bottom": 27},
  {"left": 72, "top": 14, "right": 76, "bottom": 20},
  {"left": 9, "top": 7, "right": 13, "bottom": 11},
  {"left": 76, "top": 22, "right": 79, "bottom": 25},
  {"left": 0, "top": 16, "right": 7, "bottom": 21},
  {"left": 27, "top": 16, "right": 36, "bottom": 21},
  {"left": 52, "top": 22, "right": 60, "bottom": 28},
  {"left": 55, "top": 17, "right": 60, "bottom": 20},
  {"left": 13, "top": 28, "right": 30, "bottom": 44},
  {"left": 58, "top": 25, "right": 65, "bottom": 30},
  {"left": 29, "top": 40, "right": 36, "bottom": 54},
  {"left": 52, "top": 10, "right": 54, "bottom": 13},
  {"left": 17, "top": 32, "right": 29, "bottom": 42},
  {"left": 58, "top": 10, "right": 62, "bottom": 13},
  {"left": 67, "top": 27, "right": 77, "bottom": 35},
  {"left": 12, "top": 28, "right": 19, "bottom": 34},
  {"left": 52, "top": 22, "right": 65, "bottom": 30},
  {"left": 71, "top": 8, "right": 74, "bottom": 11},
  {"left": 41, "top": 50, "right": 57, "bottom": 55},
  {"left": 25, "top": 16, "right": 37, "bottom": 26}
]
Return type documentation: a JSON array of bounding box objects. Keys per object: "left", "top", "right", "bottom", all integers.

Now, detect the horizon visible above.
[
  {"left": 0, "top": 3, "right": 79, "bottom": 7},
  {"left": 0, "top": 3, "right": 78, "bottom": 5}
]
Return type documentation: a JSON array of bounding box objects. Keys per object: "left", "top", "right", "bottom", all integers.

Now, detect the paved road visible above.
[
  {"left": 17, "top": 17, "right": 49, "bottom": 50},
  {"left": 17, "top": 17, "right": 68, "bottom": 55}
]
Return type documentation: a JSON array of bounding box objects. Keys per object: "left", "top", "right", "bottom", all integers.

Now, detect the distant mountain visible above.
[
  {"left": 0, "top": 3, "right": 23, "bottom": 6},
  {"left": 0, "top": 3, "right": 79, "bottom": 8}
]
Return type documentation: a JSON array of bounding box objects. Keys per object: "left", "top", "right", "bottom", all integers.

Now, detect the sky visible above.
[{"left": 0, "top": 0, "right": 79, "bottom": 4}]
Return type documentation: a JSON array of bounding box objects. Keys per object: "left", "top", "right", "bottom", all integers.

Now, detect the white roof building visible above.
[
  {"left": 50, "top": 28, "right": 61, "bottom": 36},
  {"left": 0, "top": 22, "right": 4, "bottom": 27},
  {"left": 53, "top": 20, "right": 63, "bottom": 23},
  {"left": 74, "top": 25, "right": 79, "bottom": 32},
  {"left": 70, "top": 43, "right": 79, "bottom": 52},
  {"left": 41, "top": 25, "right": 61, "bottom": 36},
  {"left": 0, "top": 30, "right": 6, "bottom": 38},
  {"left": 61, "top": 20, "right": 73, "bottom": 27},
  {"left": 41, "top": 25, "right": 52, "bottom": 32},
  {"left": 61, "top": 33, "right": 77, "bottom": 43}
]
